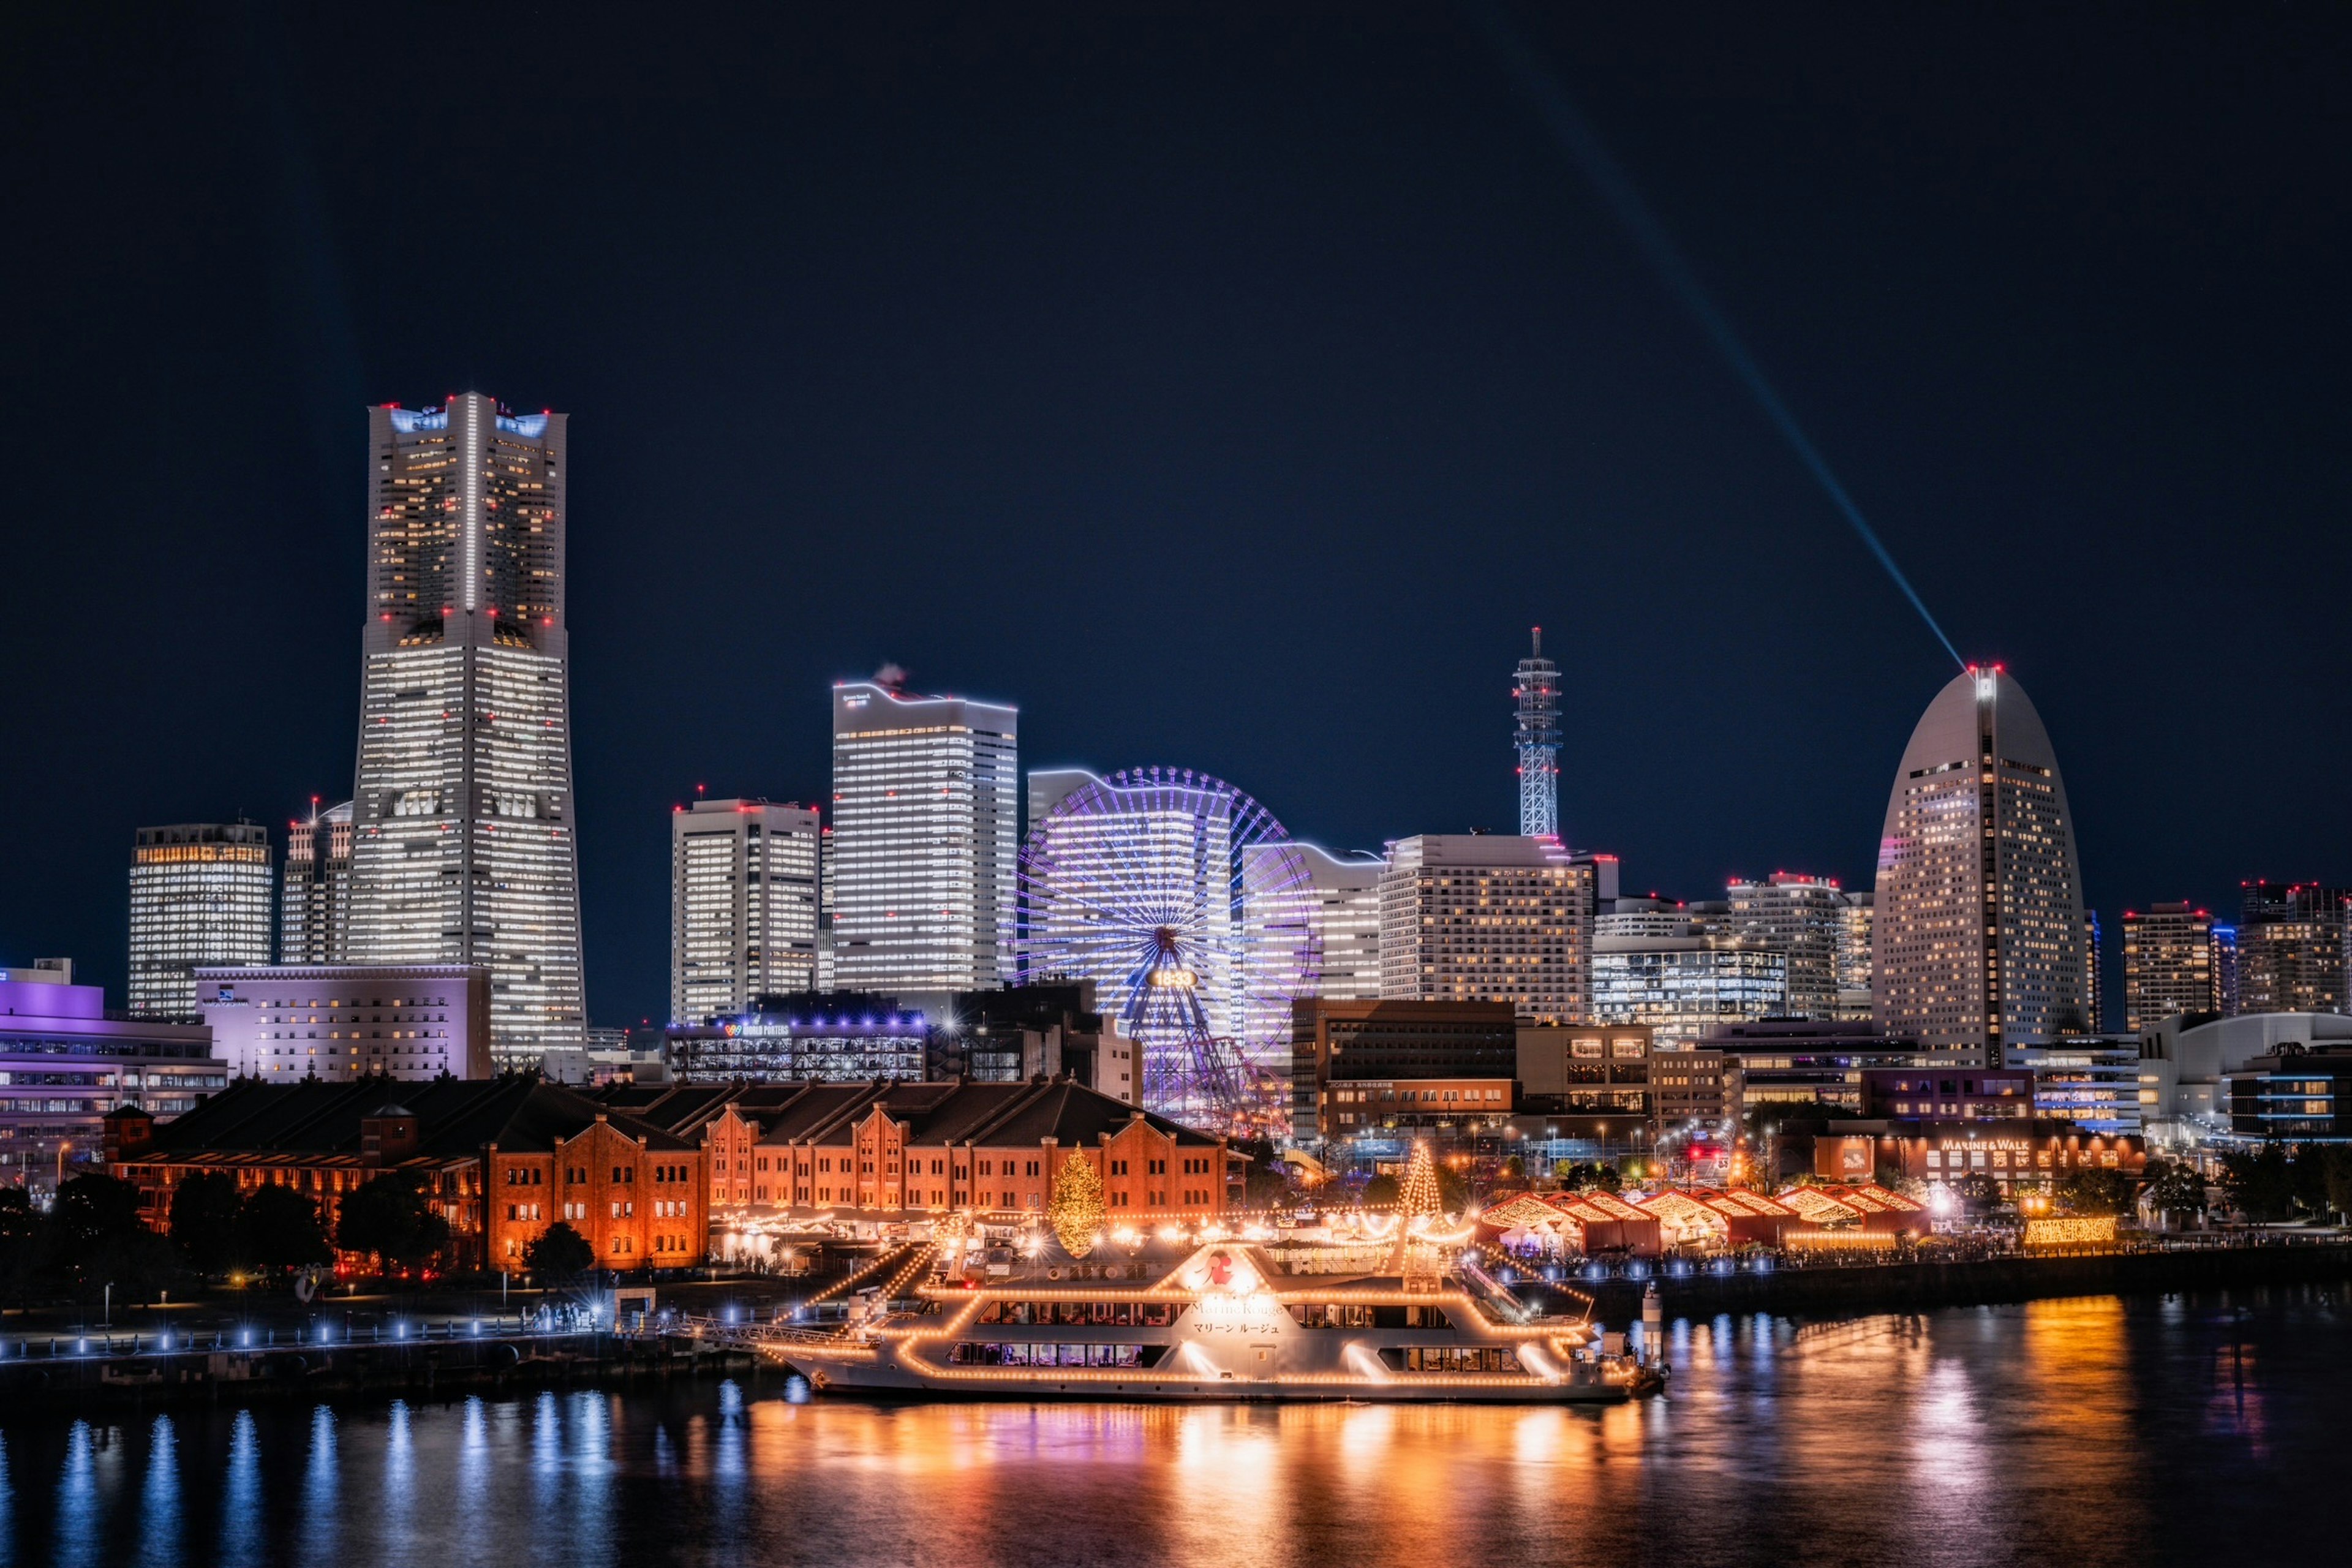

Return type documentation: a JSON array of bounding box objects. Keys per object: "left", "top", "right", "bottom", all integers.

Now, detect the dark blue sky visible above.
[{"left": 5, "top": 3, "right": 2347, "bottom": 1028}]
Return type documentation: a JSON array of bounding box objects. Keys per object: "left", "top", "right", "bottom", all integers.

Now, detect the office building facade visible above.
[
  {"left": 1, "top": 971, "right": 224, "bottom": 1197},
  {"left": 281, "top": 801, "right": 355, "bottom": 965},
  {"left": 345, "top": 396, "right": 586, "bottom": 1071},
  {"left": 1834, "top": 891, "right": 1875, "bottom": 1021},
  {"left": 1378, "top": 835, "right": 1594, "bottom": 1024},
  {"left": 1292, "top": 999, "right": 1520, "bottom": 1142},
  {"left": 2120, "top": 903, "right": 2217, "bottom": 1031},
  {"left": 128, "top": 823, "right": 274, "bottom": 1019},
  {"left": 195, "top": 962, "right": 492, "bottom": 1082},
  {"left": 1248, "top": 842, "right": 1384, "bottom": 1002},
  {"left": 1872, "top": 665, "right": 2091, "bottom": 1062},
  {"left": 669, "top": 799, "right": 822, "bottom": 1023},
  {"left": 1591, "top": 935, "right": 1788, "bottom": 1046},
  {"left": 831, "top": 680, "right": 1018, "bottom": 991}
]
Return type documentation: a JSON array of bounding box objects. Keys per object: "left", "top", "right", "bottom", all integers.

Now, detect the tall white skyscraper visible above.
[
  {"left": 1247, "top": 843, "right": 1383, "bottom": 1003},
  {"left": 345, "top": 395, "right": 586, "bottom": 1069},
  {"left": 128, "top": 823, "right": 274, "bottom": 1019},
  {"left": 281, "top": 800, "right": 354, "bottom": 965},
  {"left": 669, "top": 799, "right": 821, "bottom": 1022},
  {"left": 831, "top": 679, "right": 1018, "bottom": 990},
  {"left": 1874, "top": 665, "right": 2089, "bottom": 1063}
]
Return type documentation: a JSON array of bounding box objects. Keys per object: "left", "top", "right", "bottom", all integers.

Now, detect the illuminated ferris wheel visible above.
[{"left": 1017, "top": 767, "right": 1320, "bottom": 1132}]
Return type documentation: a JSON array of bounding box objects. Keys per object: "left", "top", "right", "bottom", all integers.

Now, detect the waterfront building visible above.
[
  {"left": 2121, "top": 903, "right": 2217, "bottom": 1032},
  {"left": 1703, "top": 1020, "right": 1946, "bottom": 1120},
  {"left": 2135, "top": 1009, "right": 2352, "bottom": 1134},
  {"left": 831, "top": 679, "right": 1019, "bottom": 991},
  {"left": 345, "top": 396, "right": 587, "bottom": 1072},
  {"left": 1872, "top": 665, "right": 2091, "bottom": 1062},
  {"left": 644, "top": 1076, "right": 1229, "bottom": 1219},
  {"left": 1591, "top": 934, "right": 1787, "bottom": 1046},
  {"left": 2225, "top": 1045, "right": 2352, "bottom": 1143},
  {"left": 2234, "top": 883, "right": 2349, "bottom": 1017},
  {"left": 1292, "top": 1000, "right": 1520, "bottom": 1142},
  {"left": 1858, "top": 1066, "right": 2034, "bottom": 1121},
  {"left": 1, "top": 970, "right": 224, "bottom": 1197},
  {"left": 1724, "top": 873, "right": 1849, "bottom": 1017},
  {"left": 128, "top": 823, "right": 273, "bottom": 1019},
  {"left": 195, "top": 963, "right": 492, "bottom": 1082},
  {"left": 1248, "top": 842, "right": 1384, "bottom": 1001},
  {"left": 946, "top": 983, "right": 1138, "bottom": 1105},
  {"left": 1815, "top": 1121, "right": 2143, "bottom": 1196},
  {"left": 1378, "top": 835, "right": 1594, "bottom": 1024},
  {"left": 2005, "top": 1040, "right": 2144, "bottom": 1136},
  {"left": 1834, "top": 891, "right": 1874, "bottom": 1022},
  {"left": 1515, "top": 1021, "right": 1733, "bottom": 1137},
  {"left": 1513, "top": 627, "right": 1561, "bottom": 840},
  {"left": 669, "top": 799, "right": 822, "bottom": 1023},
  {"left": 281, "top": 801, "right": 355, "bottom": 965},
  {"left": 109, "top": 1074, "right": 706, "bottom": 1273},
  {"left": 666, "top": 991, "right": 930, "bottom": 1082}
]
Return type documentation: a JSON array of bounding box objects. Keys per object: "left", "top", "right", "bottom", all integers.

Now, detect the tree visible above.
[
  {"left": 337, "top": 1172, "right": 449, "bottom": 1273},
  {"left": 0, "top": 1187, "right": 48, "bottom": 1308},
  {"left": 1952, "top": 1172, "right": 2000, "bottom": 1214},
  {"left": 1048, "top": 1150, "right": 1106, "bottom": 1257},
  {"left": 168, "top": 1172, "right": 244, "bottom": 1276},
  {"left": 1398, "top": 1143, "right": 1441, "bottom": 1223},
  {"left": 524, "top": 1221, "right": 595, "bottom": 1283},
  {"left": 1362, "top": 1174, "right": 1400, "bottom": 1205},
  {"left": 2290, "top": 1147, "right": 2332, "bottom": 1217},
  {"left": 2142, "top": 1159, "right": 2207, "bottom": 1224},
  {"left": 235, "top": 1184, "right": 333, "bottom": 1276},
  {"left": 2053, "top": 1168, "right": 2136, "bottom": 1217},
  {"left": 2324, "top": 1147, "right": 2352, "bottom": 1224},
  {"left": 1496, "top": 1155, "right": 1527, "bottom": 1185},
  {"left": 2218, "top": 1145, "right": 2296, "bottom": 1223},
  {"left": 51, "top": 1174, "right": 143, "bottom": 1259}
]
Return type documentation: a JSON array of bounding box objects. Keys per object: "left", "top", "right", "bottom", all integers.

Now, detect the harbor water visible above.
[{"left": 0, "top": 1286, "right": 2338, "bottom": 1566}]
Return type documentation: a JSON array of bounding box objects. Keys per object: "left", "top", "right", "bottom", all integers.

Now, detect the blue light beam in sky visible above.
[{"left": 1476, "top": 5, "right": 1967, "bottom": 671}]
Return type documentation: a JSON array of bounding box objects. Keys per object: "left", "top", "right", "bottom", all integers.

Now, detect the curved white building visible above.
[{"left": 1872, "top": 665, "right": 2090, "bottom": 1062}]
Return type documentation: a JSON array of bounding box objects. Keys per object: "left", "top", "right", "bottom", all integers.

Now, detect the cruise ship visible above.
[{"left": 768, "top": 1228, "right": 1657, "bottom": 1403}]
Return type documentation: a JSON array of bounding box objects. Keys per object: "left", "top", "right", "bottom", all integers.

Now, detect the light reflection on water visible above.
[{"left": 1, "top": 1289, "right": 2345, "bottom": 1566}]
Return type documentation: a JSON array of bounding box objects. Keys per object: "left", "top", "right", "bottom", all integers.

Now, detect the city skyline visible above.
[{"left": 7, "top": 8, "right": 2348, "bottom": 1035}]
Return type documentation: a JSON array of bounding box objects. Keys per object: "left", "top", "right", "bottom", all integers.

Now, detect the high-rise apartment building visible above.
[
  {"left": 1513, "top": 628, "right": 1561, "bottom": 840},
  {"left": 1724, "top": 873, "right": 1849, "bottom": 1017},
  {"left": 2120, "top": 903, "right": 2216, "bottom": 1032},
  {"left": 345, "top": 396, "right": 586, "bottom": 1070},
  {"left": 1834, "top": 891, "right": 1874, "bottom": 1021},
  {"left": 830, "top": 679, "right": 1017, "bottom": 990},
  {"left": 281, "top": 801, "right": 355, "bottom": 965},
  {"left": 128, "top": 823, "right": 274, "bottom": 1019},
  {"left": 1378, "top": 835, "right": 1594, "bottom": 1024},
  {"left": 2212, "top": 924, "right": 2240, "bottom": 1017},
  {"left": 2234, "top": 882, "right": 2349, "bottom": 1017},
  {"left": 2085, "top": 910, "right": 2105, "bottom": 1031},
  {"left": 669, "top": 799, "right": 823, "bottom": 1023},
  {"left": 1873, "top": 666, "right": 2091, "bottom": 1063}
]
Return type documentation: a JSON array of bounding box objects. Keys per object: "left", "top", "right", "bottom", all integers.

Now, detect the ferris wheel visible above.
[{"left": 1017, "top": 767, "right": 1320, "bottom": 1132}]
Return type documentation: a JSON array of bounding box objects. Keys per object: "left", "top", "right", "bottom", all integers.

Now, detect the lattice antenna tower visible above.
[{"left": 1514, "top": 627, "right": 1562, "bottom": 840}]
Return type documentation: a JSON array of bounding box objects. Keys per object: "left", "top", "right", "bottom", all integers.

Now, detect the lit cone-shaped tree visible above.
[
  {"left": 1399, "top": 1140, "right": 1442, "bottom": 1228},
  {"left": 1049, "top": 1150, "right": 1106, "bottom": 1258}
]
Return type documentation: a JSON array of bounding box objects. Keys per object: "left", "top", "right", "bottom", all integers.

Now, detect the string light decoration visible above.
[
  {"left": 1049, "top": 1151, "right": 1107, "bottom": 1258},
  {"left": 1399, "top": 1140, "right": 1442, "bottom": 1226}
]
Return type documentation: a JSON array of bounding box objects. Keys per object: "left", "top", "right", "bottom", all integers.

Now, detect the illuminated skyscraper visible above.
[
  {"left": 345, "top": 395, "right": 586, "bottom": 1069},
  {"left": 669, "top": 799, "right": 821, "bottom": 1022},
  {"left": 2235, "top": 882, "right": 2350, "bottom": 1016},
  {"left": 1378, "top": 835, "right": 1594, "bottom": 1023},
  {"left": 1724, "top": 873, "right": 1849, "bottom": 1017},
  {"left": 831, "top": 679, "right": 1018, "bottom": 990},
  {"left": 1248, "top": 843, "right": 1384, "bottom": 1004},
  {"left": 281, "top": 800, "right": 354, "bottom": 965},
  {"left": 1872, "top": 665, "right": 2090, "bottom": 1063},
  {"left": 1513, "top": 628, "right": 1561, "bottom": 840},
  {"left": 2120, "top": 902, "right": 2216, "bottom": 1031},
  {"left": 128, "top": 823, "right": 274, "bottom": 1019},
  {"left": 1834, "top": 891, "right": 1874, "bottom": 1021}
]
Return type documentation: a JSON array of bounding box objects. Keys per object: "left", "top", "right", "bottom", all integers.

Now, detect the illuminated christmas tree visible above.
[
  {"left": 1049, "top": 1150, "right": 1106, "bottom": 1257},
  {"left": 1399, "top": 1140, "right": 1441, "bottom": 1227}
]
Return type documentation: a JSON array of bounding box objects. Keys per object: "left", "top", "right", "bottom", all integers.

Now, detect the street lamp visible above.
[{"left": 55, "top": 1142, "right": 70, "bottom": 1196}]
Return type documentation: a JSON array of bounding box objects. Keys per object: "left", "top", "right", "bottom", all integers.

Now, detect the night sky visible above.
[{"left": 5, "top": 4, "right": 2347, "bottom": 1030}]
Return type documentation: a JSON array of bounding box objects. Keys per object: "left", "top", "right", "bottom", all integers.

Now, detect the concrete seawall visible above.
[{"left": 1586, "top": 1245, "right": 2352, "bottom": 1327}]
